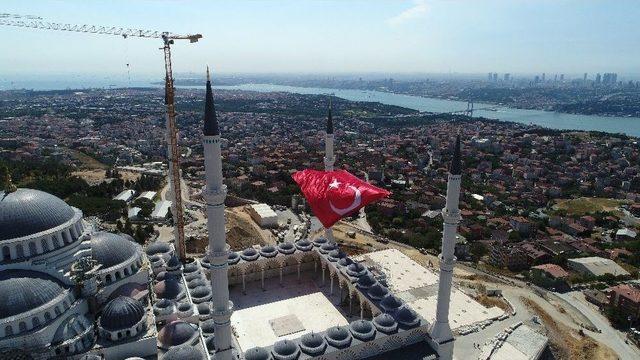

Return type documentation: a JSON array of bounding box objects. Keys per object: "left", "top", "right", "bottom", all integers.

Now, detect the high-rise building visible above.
[
  {"left": 504, "top": 73, "right": 511, "bottom": 82},
  {"left": 583, "top": 73, "right": 588, "bottom": 82},
  {"left": 596, "top": 73, "right": 602, "bottom": 84}
]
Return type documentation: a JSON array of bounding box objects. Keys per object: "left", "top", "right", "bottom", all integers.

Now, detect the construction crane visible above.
[{"left": 1, "top": 14, "right": 200, "bottom": 262}]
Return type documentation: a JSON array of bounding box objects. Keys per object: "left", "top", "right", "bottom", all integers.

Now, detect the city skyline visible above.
[{"left": 1, "top": 0, "right": 639, "bottom": 78}]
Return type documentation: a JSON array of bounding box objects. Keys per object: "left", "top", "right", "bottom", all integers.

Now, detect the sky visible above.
[{"left": 0, "top": 0, "right": 639, "bottom": 79}]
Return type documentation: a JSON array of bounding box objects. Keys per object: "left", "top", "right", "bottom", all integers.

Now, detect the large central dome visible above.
[
  {"left": 0, "top": 270, "right": 67, "bottom": 319},
  {"left": 0, "top": 188, "right": 75, "bottom": 241}
]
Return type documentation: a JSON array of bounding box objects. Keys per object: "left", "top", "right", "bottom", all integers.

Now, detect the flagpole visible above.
[{"left": 324, "top": 96, "right": 336, "bottom": 242}]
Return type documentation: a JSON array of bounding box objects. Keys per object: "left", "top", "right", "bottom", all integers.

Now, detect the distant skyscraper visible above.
[
  {"left": 542, "top": 73, "right": 546, "bottom": 82},
  {"left": 487, "top": 73, "right": 493, "bottom": 82},
  {"left": 583, "top": 73, "right": 588, "bottom": 82},
  {"left": 492, "top": 73, "right": 498, "bottom": 82},
  {"left": 596, "top": 73, "right": 602, "bottom": 84},
  {"left": 560, "top": 74, "right": 564, "bottom": 81},
  {"left": 503, "top": 73, "right": 510, "bottom": 82}
]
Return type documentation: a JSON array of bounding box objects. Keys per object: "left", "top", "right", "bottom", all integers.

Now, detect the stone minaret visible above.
[
  {"left": 202, "top": 67, "right": 234, "bottom": 359},
  {"left": 430, "top": 135, "right": 462, "bottom": 360},
  {"left": 323, "top": 98, "right": 336, "bottom": 241}
]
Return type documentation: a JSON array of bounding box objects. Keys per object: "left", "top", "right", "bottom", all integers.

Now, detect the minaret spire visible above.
[
  {"left": 201, "top": 67, "right": 234, "bottom": 359},
  {"left": 204, "top": 66, "right": 220, "bottom": 136},
  {"left": 430, "top": 136, "right": 462, "bottom": 360},
  {"left": 323, "top": 96, "right": 336, "bottom": 241},
  {"left": 327, "top": 97, "right": 334, "bottom": 134}
]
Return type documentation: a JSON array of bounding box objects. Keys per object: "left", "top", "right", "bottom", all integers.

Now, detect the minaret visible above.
[
  {"left": 323, "top": 97, "right": 336, "bottom": 241},
  {"left": 202, "top": 67, "right": 234, "bottom": 359},
  {"left": 430, "top": 135, "right": 462, "bottom": 360}
]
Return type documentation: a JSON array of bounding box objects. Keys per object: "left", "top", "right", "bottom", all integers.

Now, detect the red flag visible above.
[{"left": 292, "top": 169, "right": 391, "bottom": 228}]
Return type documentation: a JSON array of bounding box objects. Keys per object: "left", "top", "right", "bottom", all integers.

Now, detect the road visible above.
[{"left": 557, "top": 291, "right": 640, "bottom": 360}]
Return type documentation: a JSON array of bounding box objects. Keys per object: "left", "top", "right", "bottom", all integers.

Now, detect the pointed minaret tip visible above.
[
  {"left": 203, "top": 67, "right": 220, "bottom": 136},
  {"left": 327, "top": 97, "right": 334, "bottom": 134},
  {"left": 450, "top": 135, "right": 461, "bottom": 175}
]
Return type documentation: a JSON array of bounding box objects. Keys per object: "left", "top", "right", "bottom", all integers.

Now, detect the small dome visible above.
[
  {"left": 205, "top": 336, "right": 216, "bottom": 354},
  {"left": 188, "top": 278, "right": 207, "bottom": 289},
  {"left": 200, "top": 256, "right": 211, "bottom": 268},
  {"left": 154, "top": 298, "right": 175, "bottom": 316},
  {"left": 190, "top": 286, "right": 212, "bottom": 302},
  {"left": 245, "top": 347, "right": 272, "bottom": 360},
  {"left": 349, "top": 320, "right": 376, "bottom": 341},
  {"left": 313, "top": 237, "right": 328, "bottom": 246},
  {"left": 0, "top": 188, "right": 75, "bottom": 241},
  {"left": 367, "top": 283, "right": 389, "bottom": 300},
  {"left": 177, "top": 303, "right": 192, "bottom": 312},
  {"left": 319, "top": 242, "right": 337, "bottom": 254},
  {"left": 259, "top": 245, "right": 278, "bottom": 258},
  {"left": 183, "top": 261, "right": 199, "bottom": 273},
  {"left": 300, "top": 332, "right": 326, "bottom": 355},
  {"left": 228, "top": 252, "right": 240, "bottom": 265},
  {"left": 184, "top": 272, "right": 203, "bottom": 282},
  {"left": 295, "top": 239, "right": 313, "bottom": 251},
  {"left": 0, "top": 270, "right": 67, "bottom": 319},
  {"left": 166, "top": 254, "right": 181, "bottom": 269},
  {"left": 325, "top": 326, "right": 352, "bottom": 348},
  {"left": 146, "top": 241, "right": 171, "bottom": 256},
  {"left": 356, "top": 273, "right": 376, "bottom": 289},
  {"left": 373, "top": 313, "right": 398, "bottom": 334},
  {"left": 241, "top": 248, "right": 260, "bottom": 261},
  {"left": 277, "top": 242, "right": 295, "bottom": 254},
  {"left": 154, "top": 278, "right": 184, "bottom": 300},
  {"left": 100, "top": 296, "right": 145, "bottom": 331},
  {"left": 337, "top": 257, "right": 353, "bottom": 267},
  {"left": 52, "top": 314, "right": 90, "bottom": 345},
  {"left": 346, "top": 262, "right": 367, "bottom": 277},
  {"left": 327, "top": 250, "right": 347, "bottom": 262},
  {"left": 380, "top": 295, "right": 403, "bottom": 313},
  {"left": 91, "top": 232, "right": 138, "bottom": 269},
  {"left": 197, "top": 302, "right": 211, "bottom": 315},
  {"left": 162, "top": 345, "right": 204, "bottom": 360},
  {"left": 201, "top": 319, "right": 216, "bottom": 334},
  {"left": 271, "top": 339, "right": 300, "bottom": 360},
  {"left": 395, "top": 306, "right": 420, "bottom": 328},
  {"left": 158, "top": 321, "right": 198, "bottom": 348}
]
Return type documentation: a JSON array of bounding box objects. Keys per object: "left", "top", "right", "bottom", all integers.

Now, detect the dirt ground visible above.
[
  {"left": 72, "top": 169, "right": 141, "bottom": 185},
  {"left": 520, "top": 297, "right": 617, "bottom": 360},
  {"left": 186, "top": 208, "right": 268, "bottom": 254}
]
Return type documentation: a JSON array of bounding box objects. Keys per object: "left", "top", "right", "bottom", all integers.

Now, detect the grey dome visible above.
[
  {"left": 245, "top": 347, "right": 271, "bottom": 360},
  {"left": 197, "top": 302, "right": 211, "bottom": 315},
  {"left": 395, "top": 306, "right": 420, "bottom": 328},
  {"left": 313, "top": 237, "right": 328, "bottom": 246},
  {"left": 356, "top": 273, "right": 376, "bottom": 288},
  {"left": 52, "top": 314, "right": 90, "bottom": 344},
  {"left": 300, "top": 332, "right": 326, "bottom": 355},
  {"left": 241, "top": 248, "right": 260, "bottom": 261},
  {"left": 183, "top": 261, "right": 199, "bottom": 273},
  {"left": 259, "top": 245, "right": 278, "bottom": 258},
  {"left": 295, "top": 239, "right": 313, "bottom": 251},
  {"left": 205, "top": 336, "right": 216, "bottom": 353},
  {"left": 228, "top": 252, "right": 240, "bottom": 265},
  {"left": 0, "top": 270, "right": 66, "bottom": 319},
  {"left": 380, "top": 295, "right": 403, "bottom": 312},
  {"left": 162, "top": 345, "right": 204, "bottom": 360},
  {"left": 201, "top": 319, "right": 216, "bottom": 334},
  {"left": 346, "top": 262, "right": 367, "bottom": 277},
  {"left": 166, "top": 254, "right": 181, "bottom": 269},
  {"left": 158, "top": 320, "right": 198, "bottom": 348},
  {"left": 328, "top": 250, "right": 347, "bottom": 262},
  {"left": 190, "top": 286, "right": 212, "bottom": 300},
  {"left": 367, "top": 283, "right": 389, "bottom": 300},
  {"left": 91, "top": 232, "right": 138, "bottom": 268},
  {"left": 373, "top": 313, "right": 398, "bottom": 334},
  {"left": 188, "top": 278, "right": 207, "bottom": 289},
  {"left": 271, "top": 339, "right": 300, "bottom": 360},
  {"left": 277, "top": 242, "right": 295, "bottom": 254},
  {"left": 338, "top": 257, "right": 353, "bottom": 267},
  {"left": 146, "top": 241, "right": 170, "bottom": 256},
  {"left": 177, "top": 302, "right": 192, "bottom": 312},
  {"left": 349, "top": 320, "right": 376, "bottom": 341},
  {"left": 0, "top": 188, "right": 75, "bottom": 241},
  {"left": 325, "top": 326, "right": 352, "bottom": 348},
  {"left": 100, "top": 296, "right": 145, "bottom": 331},
  {"left": 154, "top": 278, "right": 184, "bottom": 299},
  {"left": 319, "top": 242, "right": 337, "bottom": 253},
  {"left": 184, "top": 272, "right": 203, "bottom": 282}
]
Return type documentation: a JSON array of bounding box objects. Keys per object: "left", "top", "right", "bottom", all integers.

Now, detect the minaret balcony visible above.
[{"left": 203, "top": 184, "right": 227, "bottom": 205}]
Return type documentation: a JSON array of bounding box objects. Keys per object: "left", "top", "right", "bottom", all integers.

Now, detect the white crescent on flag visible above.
[{"left": 329, "top": 184, "right": 362, "bottom": 216}]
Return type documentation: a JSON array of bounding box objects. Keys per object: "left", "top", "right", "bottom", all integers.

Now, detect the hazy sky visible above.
[{"left": 1, "top": 0, "right": 639, "bottom": 78}]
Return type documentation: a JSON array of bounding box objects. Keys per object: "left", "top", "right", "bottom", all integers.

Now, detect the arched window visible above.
[
  {"left": 5, "top": 325, "right": 13, "bottom": 336},
  {"left": 124, "top": 268, "right": 130, "bottom": 276},
  {"left": 54, "top": 306, "right": 62, "bottom": 316},
  {"left": 126, "top": 330, "right": 131, "bottom": 337},
  {"left": 16, "top": 244, "right": 24, "bottom": 258},
  {"left": 62, "top": 231, "right": 70, "bottom": 244},
  {"left": 41, "top": 238, "right": 49, "bottom": 252},
  {"left": 29, "top": 241, "right": 37, "bottom": 255},
  {"left": 32, "top": 317, "right": 40, "bottom": 328},
  {"left": 44, "top": 312, "right": 52, "bottom": 321},
  {"left": 2, "top": 246, "right": 10, "bottom": 261},
  {"left": 115, "top": 272, "right": 121, "bottom": 280},
  {"left": 18, "top": 322, "right": 26, "bottom": 332},
  {"left": 105, "top": 274, "right": 112, "bottom": 284},
  {"left": 62, "top": 300, "right": 69, "bottom": 309},
  {"left": 55, "top": 235, "right": 63, "bottom": 248}
]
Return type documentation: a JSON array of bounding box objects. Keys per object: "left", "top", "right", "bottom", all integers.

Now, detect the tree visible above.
[{"left": 470, "top": 242, "right": 487, "bottom": 260}]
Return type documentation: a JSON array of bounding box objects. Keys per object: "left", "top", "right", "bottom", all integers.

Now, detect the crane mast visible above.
[{"left": 1, "top": 14, "right": 200, "bottom": 261}]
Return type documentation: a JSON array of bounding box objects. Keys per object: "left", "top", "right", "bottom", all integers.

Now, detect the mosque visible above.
[{"left": 0, "top": 69, "right": 463, "bottom": 359}]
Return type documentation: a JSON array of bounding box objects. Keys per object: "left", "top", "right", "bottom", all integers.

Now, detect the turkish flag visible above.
[{"left": 292, "top": 169, "right": 391, "bottom": 228}]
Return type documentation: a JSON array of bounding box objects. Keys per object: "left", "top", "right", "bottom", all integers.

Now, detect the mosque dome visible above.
[
  {"left": 271, "top": 339, "right": 300, "bottom": 360},
  {"left": 99, "top": 296, "right": 145, "bottom": 331},
  {"left": 373, "top": 313, "right": 398, "bottom": 334},
  {"left": 338, "top": 257, "right": 354, "bottom": 267},
  {"left": 328, "top": 249, "right": 347, "bottom": 262},
  {"left": 325, "top": 326, "right": 352, "bottom": 348},
  {"left": 188, "top": 278, "right": 207, "bottom": 289},
  {"left": 259, "top": 245, "right": 278, "bottom": 258},
  {"left": 205, "top": 336, "right": 216, "bottom": 353},
  {"left": 0, "top": 270, "right": 66, "bottom": 319},
  {"left": 183, "top": 261, "right": 199, "bottom": 274},
  {"left": 349, "top": 320, "right": 376, "bottom": 341},
  {"left": 367, "top": 283, "right": 389, "bottom": 300},
  {"left": 145, "top": 241, "right": 171, "bottom": 256},
  {"left": 241, "top": 248, "right": 260, "bottom": 261},
  {"left": 294, "top": 239, "right": 313, "bottom": 251},
  {"left": 90, "top": 232, "right": 138, "bottom": 268},
  {"left": 395, "top": 306, "right": 420, "bottom": 328},
  {"left": 244, "top": 347, "right": 272, "bottom": 360},
  {"left": 228, "top": 251, "right": 240, "bottom": 265},
  {"left": 200, "top": 319, "right": 216, "bottom": 335},
  {"left": 0, "top": 188, "right": 75, "bottom": 241},
  {"left": 346, "top": 262, "right": 367, "bottom": 277},
  {"left": 319, "top": 242, "right": 337, "bottom": 253},
  {"left": 197, "top": 303, "right": 211, "bottom": 316},
  {"left": 300, "top": 332, "right": 326, "bottom": 355},
  {"left": 162, "top": 345, "right": 205, "bottom": 360},
  {"left": 154, "top": 278, "right": 185, "bottom": 300},
  {"left": 380, "top": 295, "right": 403, "bottom": 313},
  {"left": 312, "top": 237, "right": 328, "bottom": 247},
  {"left": 277, "top": 242, "right": 295, "bottom": 255},
  {"left": 356, "top": 273, "right": 376, "bottom": 289},
  {"left": 158, "top": 320, "right": 198, "bottom": 348}
]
